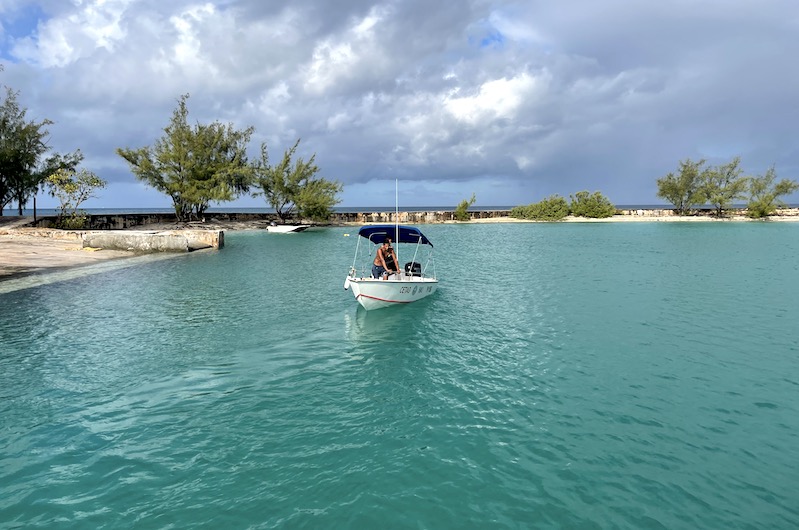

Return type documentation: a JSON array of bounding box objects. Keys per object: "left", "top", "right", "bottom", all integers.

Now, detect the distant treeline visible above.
[{"left": 510, "top": 157, "right": 799, "bottom": 221}]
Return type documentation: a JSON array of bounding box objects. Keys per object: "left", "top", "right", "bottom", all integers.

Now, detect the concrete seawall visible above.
[
  {"left": 82, "top": 230, "right": 223, "bottom": 251},
  {"left": 6, "top": 228, "right": 224, "bottom": 251}
]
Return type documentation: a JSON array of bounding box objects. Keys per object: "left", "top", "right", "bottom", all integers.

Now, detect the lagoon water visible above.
[{"left": 1, "top": 222, "right": 798, "bottom": 528}]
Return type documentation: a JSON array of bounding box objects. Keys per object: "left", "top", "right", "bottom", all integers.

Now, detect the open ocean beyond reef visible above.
[{"left": 1, "top": 222, "right": 798, "bottom": 529}]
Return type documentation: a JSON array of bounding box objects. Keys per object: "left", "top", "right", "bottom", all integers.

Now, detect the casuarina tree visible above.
[
  {"left": 656, "top": 158, "right": 708, "bottom": 215},
  {"left": 117, "top": 94, "right": 254, "bottom": 221},
  {"left": 252, "top": 139, "right": 341, "bottom": 222},
  {"left": 746, "top": 166, "right": 799, "bottom": 218}
]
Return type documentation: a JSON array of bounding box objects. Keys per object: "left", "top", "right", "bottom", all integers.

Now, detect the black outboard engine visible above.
[{"left": 404, "top": 261, "right": 422, "bottom": 277}]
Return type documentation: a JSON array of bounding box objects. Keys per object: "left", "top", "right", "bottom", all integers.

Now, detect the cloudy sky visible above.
[{"left": 1, "top": 0, "right": 798, "bottom": 209}]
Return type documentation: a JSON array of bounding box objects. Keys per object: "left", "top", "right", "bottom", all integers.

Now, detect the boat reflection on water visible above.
[
  {"left": 344, "top": 306, "right": 398, "bottom": 344},
  {"left": 343, "top": 299, "right": 435, "bottom": 347}
]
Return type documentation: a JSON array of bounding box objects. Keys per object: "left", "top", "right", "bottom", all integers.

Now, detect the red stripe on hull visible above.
[{"left": 356, "top": 294, "right": 411, "bottom": 304}]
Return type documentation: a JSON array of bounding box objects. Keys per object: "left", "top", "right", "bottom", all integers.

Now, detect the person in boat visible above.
[{"left": 372, "top": 237, "right": 399, "bottom": 279}]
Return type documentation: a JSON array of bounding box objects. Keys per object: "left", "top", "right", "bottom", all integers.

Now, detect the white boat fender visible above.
[{"left": 343, "top": 277, "right": 350, "bottom": 290}]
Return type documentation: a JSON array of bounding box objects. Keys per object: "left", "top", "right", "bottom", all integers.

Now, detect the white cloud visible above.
[
  {"left": 11, "top": 0, "right": 131, "bottom": 67},
  {"left": 301, "top": 4, "right": 394, "bottom": 95},
  {"left": 304, "top": 40, "right": 357, "bottom": 94},
  {"left": 444, "top": 73, "right": 539, "bottom": 125},
  {"left": 146, "top": 3, "right": 226, "bottom": 84}
]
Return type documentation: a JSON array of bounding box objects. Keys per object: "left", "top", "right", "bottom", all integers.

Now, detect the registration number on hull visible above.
[{"left": 400, "top": 285, "right": 435, "bottom": 295}]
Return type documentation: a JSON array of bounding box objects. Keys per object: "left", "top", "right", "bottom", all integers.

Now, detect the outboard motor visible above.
[{"left": 404, "top": 261, "right": 422, "bottom": 277}]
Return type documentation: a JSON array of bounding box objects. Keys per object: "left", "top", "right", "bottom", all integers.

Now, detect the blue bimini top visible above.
[{"left": 357, "top": 225, "right": 433, "bottom": 247}]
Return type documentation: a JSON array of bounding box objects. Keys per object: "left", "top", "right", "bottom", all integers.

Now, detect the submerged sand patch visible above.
[{"left": 0, "top": 232, "right": 134, "bottom": 280}]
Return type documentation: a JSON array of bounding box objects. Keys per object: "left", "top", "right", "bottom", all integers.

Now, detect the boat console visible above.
[{"left": 404, "top": 261, "right": 422, "bottom": 277}]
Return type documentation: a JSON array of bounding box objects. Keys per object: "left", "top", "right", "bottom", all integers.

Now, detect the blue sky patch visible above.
[
  {"left": 480, "top": 31, "right": 506, "bottom": 49},
  {"left": 1, "top": 4, "right": 46, "bottom": 60}
]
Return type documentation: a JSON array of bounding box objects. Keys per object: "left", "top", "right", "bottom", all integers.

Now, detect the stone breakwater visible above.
[
  {"left": 26, "top": 210, "right": 515, "bottom": 229},
  {"left": 331, "top": 210, "right": 512, "bottom": 224},
  {"left": 338, "top": 208, "right": 799, "bottom": 223}
]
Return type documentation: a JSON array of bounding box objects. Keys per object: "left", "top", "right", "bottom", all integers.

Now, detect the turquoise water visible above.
[{"left": 1, "top": 223, "right": 798, "bottom": 529}]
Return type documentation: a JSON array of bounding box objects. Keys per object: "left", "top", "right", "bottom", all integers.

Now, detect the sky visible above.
[{"left": 1, "top": 0, "right": 798, "bottom": 209}]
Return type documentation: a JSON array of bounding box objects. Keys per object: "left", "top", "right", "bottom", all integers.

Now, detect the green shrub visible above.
[
  {"left": 510, "top": 204, "right": 532, "bottom": 219},
  {"left": 55, "top": 212, "right": 89, "bottom": 229},
  {"left": 510, "top": 195, "right": 570, "bottom": 221},
  {"left": 46, "top": 168, "right": 105, "bottom": 228},
  {"left": 569, "top": 190, "right": 616, "bottom": 218}
]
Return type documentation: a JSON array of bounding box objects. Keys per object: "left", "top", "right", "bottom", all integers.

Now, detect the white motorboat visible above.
[
  {"left": 266, "top": 223, "right": 310, "bottom": 233},
  {"left": 343, "top": 224, "right": 438, "bottom": 310}
]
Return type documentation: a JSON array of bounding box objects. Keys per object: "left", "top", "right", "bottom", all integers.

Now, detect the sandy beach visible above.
[{"left": 0, "top": 228, "right": 134, "bottom": 280}]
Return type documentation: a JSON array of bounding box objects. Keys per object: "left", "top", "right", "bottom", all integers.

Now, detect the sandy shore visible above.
[{"left": 0, "top": 230, "right": 134, "bottom": 281}]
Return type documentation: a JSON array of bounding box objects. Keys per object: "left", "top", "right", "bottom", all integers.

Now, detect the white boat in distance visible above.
[
  {"left": 266, "top": 223, "right": 311, "bottom": 233},
  {"left": 344, "top": 224, "right": 438, "bottom": 310}
]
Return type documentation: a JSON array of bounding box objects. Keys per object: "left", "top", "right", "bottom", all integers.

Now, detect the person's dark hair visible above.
[{"left": 383, "top": 237, "right": 391, "bottom": 244}]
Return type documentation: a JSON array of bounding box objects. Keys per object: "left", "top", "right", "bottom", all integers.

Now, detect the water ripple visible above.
[{"left": 2, "top": 224, "right": 799, "bottom": 528}]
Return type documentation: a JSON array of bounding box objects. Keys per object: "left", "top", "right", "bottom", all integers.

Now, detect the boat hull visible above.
[
  {"left": 347, "top": 277, "right": 438, "bottom": 310},
  {"left": 266, "top": 225, "right": 310, "bottom": 233}
]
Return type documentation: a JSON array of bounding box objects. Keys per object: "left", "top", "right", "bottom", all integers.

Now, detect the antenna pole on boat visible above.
[{"left": 395, "top": 179, "right": 399, "bottom": 268}]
